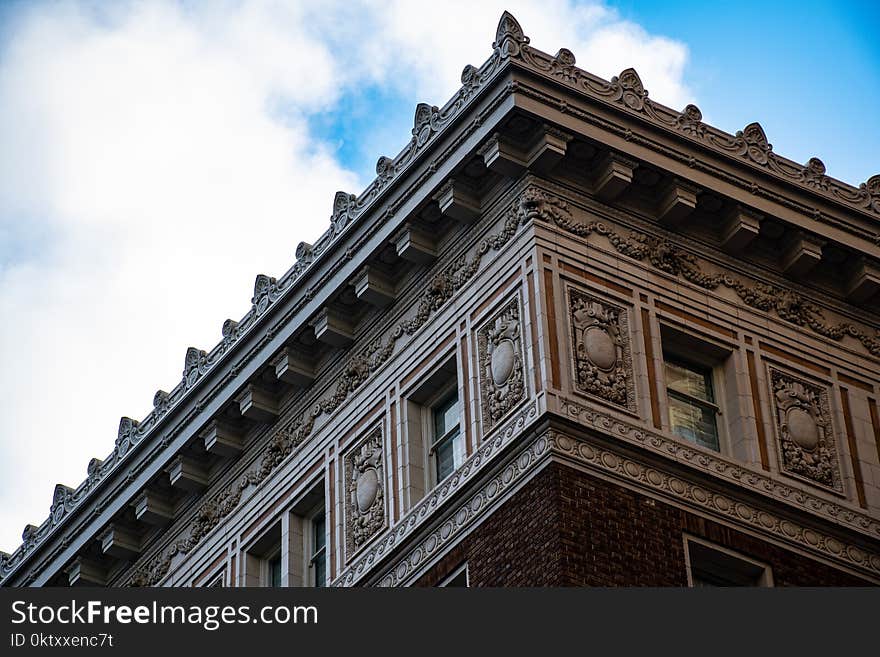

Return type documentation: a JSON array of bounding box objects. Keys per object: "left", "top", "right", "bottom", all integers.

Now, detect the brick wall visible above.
[{"left": 415, "top": 462, "right": 872, "bottom": 586}]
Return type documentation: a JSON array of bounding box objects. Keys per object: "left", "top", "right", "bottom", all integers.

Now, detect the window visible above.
[
  {"left": 308, "top": 508, "right": 327, "bottom": 588},
  {"left": 268, "top": 553, "right": 282, "bottom": 588},
  {"left": 439, "top": 563, "right": 469, "bottom": 587},
  {"left": 664, "top": 357, "right": 720, "bottom": 451},
  {"left": 685, "top": 537, "right": 772, "bottom": 587},
  {"left": 659, "top": 324, "right": 734, "bottom": 454},
  {"left": 242, "top": 521, "right": 282, "bottom": 588},
  {"left": 402, "top": 354, "right": 463, "bottom": 507},
  {"left": 430, "top": 391, "right": 464, "bottom": 484}
]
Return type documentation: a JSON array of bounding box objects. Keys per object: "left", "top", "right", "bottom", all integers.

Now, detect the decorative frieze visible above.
[
  {"left": 566, "top": 287, "right": 635, "bottom": 412},
  {"left": 521, "top": 186, "right": 880, "bottom": 357},
  {"left": 344, "top": 427, "right": 387, "bottom": 557},
  {"left": 477, "top": 297, "right": 527, "bottom": 430},
  {"left": 768, "top": 368, "right": 843, "bottom": 493},
  {"left": 363, "top": 428, "right": 880, "bottom": 587}
]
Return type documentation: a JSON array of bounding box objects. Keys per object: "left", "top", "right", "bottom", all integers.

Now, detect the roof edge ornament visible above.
[
  {"left": 492, "top": 10, "right": 529, "bottom": 58},
  {"left": 251, "top": 274, "right": 279, "bottom": 316},
  {"left": 51, "top": 484, "right": 74, "bottom": 521},
  {"left": 331, "top": 191, "right": 357, "bottom": 234},
  {"left": 87, "top": 457, "right": 103, "bottom": 481},
  {"left": 412, "top": 103, "right": 440, "bottom": 147},
  {"left": 611, "top": 67, "right": 648, "bottom": 110},
  {"left": 183, "top": 347, "right": 207, "bottom": 388},
  {"left": 861, "top": 175, "right": 880, "bottom": 213},
  {"left": 116, "top": 416, "right": 140, "bottom": 458},
  {"left": 738, "top": 121, "right": 772, "bottom": 165}
]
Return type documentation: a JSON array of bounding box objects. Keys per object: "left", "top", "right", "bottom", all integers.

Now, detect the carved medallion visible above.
[
  {"left": 768, "top": 368, "right": 842, "bottom": 493},
  {"left": 567, "top": 287, "right": 635, "bottom": 411},
  {"left": 478, "top": 296, "right": 527, "bottom": 430},
  {"left": 344, "top": 427, "right": 387, "bottom": 557}
]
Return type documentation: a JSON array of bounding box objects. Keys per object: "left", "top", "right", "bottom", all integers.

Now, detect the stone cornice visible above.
[
  {"left": 493, "top": 15, "right": 880, "bottom": 239},
  {"left": 555, "top": 397, "right": 879, "bottom": 542},
  {"left": 363, "top": 426, "right": 880, "bottom": 587}
]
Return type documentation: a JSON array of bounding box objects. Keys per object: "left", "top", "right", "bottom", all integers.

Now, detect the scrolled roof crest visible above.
[{"left": 493, "top": 11, "right": 528, "bottom": 58}]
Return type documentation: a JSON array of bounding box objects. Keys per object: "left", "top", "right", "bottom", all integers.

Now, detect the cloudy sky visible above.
[{"left": 1, "top": 0, "right": 877, "bottom": 554}]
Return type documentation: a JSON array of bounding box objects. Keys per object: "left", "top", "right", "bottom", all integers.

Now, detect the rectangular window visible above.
[
  {"left": 309, "top": 510, "right": 327, "bottom": 588},
  {"left": 268, "top": 554, "right": 282, "bottom": 588},
  {"left": 242, "top": 520, "right": 282, "bottom": 588},
  {"left": 664, "top": 357, "right": 720, "bottom": 451},
  {"left": 685, "top": 536, "right": 772, "bottom": 587},
  {"left": 431, "top": 392, "right": 464, "bottom": 483},
  {"left": 439, "top": 563, "right": 469, "bottom": 587},
  {"left": 402, "top": 354, "right": 463, "bottom": 508}
]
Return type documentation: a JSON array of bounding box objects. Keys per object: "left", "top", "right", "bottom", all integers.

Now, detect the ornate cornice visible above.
[
  {"left": 557, "top": 397, "right": 879, "bottom": 541},
  {"left": 1, "top": 15, "right": 520, "bottom": 582},
  {"left": 522, "top": 187, "right": 880, "bottom": 357},
  {"left": 366, "top": 427, "right": 880, "bottom": 587},
  {"left": 494, "top": 14, "right": 880, "bottom": 229}
]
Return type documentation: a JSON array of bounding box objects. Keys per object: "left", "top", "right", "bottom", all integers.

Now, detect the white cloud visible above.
[{"left": 0, "top": 1, "right": 692, "bottom": 553}]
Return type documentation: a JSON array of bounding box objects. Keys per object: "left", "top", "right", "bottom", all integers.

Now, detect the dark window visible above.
[
  {"left": 687, "top": 539, "right": 771, "bottom": 587},
  {"left": 268, "top": 554, "right": 282, "bottom": 588},
  {"left": 310, "top": 511, "right": 326, "bottom": 587}
]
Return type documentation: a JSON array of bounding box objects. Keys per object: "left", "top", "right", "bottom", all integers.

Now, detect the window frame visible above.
[
  {"left": 663, "top": 354, "right": 722, "bottom": 451},
  {"left": 426, "top": 386, "right": 464, "bottom": 486},
  {"left": 438, "top": 562, "right": 469, "bottom": 587},
  {"left": 658, "top": 324, "right": 733, "bottom": 455},
  {"left": 306, "top": 503, "right": 327, "bottom": 588},
  {"left": 683, "top": 535, "right": 773, "bottom": 587}
]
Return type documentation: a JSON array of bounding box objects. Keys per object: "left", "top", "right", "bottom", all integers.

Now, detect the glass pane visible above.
[
  {"left": 312, "top": 512, "right": 326, "bottom": 555},
  {"left": 668, "top": 394, "right": 719, "bottom": 451},
  {"left": 435, "top": 432, "right": 457, "bottom": 481},
  {"left": 665, "top": 360, "right": 714, "bottom": 402},
  {"left": 313, "top": 550, "right": 326, "bottom": 588},
  {"left": 269, "top": 555, "right": 282, "bottom": 588},
  {"left": 433, "top": 393, "right": 459, "bottom": 437}
]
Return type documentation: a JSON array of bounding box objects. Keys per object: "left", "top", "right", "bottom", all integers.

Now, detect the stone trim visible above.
[
  {"left": 367, "top": 427, "right": 880, "bottom": 587},
  {"left": 565, "top": 285, "right": 636, "bottom": 412},
  {"left": 557, "top": 397, "right": 877, "bottom": 540},
  {"left": 767, "top": 366, "right": 844, "bottom": 494}
]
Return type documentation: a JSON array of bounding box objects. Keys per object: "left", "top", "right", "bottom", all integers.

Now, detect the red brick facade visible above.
[{"left": 417, "top": 463, "right": 872, "bottom": 587}]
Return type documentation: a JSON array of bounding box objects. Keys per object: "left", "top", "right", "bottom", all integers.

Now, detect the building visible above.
[{"left": 2, "top": 11, "right": 880, "bottom": 588}]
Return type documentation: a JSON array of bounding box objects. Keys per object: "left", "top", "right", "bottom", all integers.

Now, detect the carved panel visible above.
[
  {"left": 477, "top": 296, "right": 527, "bottom": 430},
  {"left": 566, "top": 286, "right": 635, "bottom": 412},
  {"left": 768, "top": 368, "right": 843, "bottom": 494},
  {"left": 344, "top": 427, "right": 387, "bottom": 557}
]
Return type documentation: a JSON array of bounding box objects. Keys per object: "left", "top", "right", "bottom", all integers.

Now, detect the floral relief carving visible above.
[
  {"left": 477, "top": 297, "right": 527, "bottom": 430},
  {"left": 521, "top": 187, "right": 880, "bottom": 358},
  {"left": 345, "top": 427, "right": 387, "bottom": 557},
  {"left": 567, "top": 287, "right": 634, "bottom": 411},
  {"left": 769, "top": 368, "right": 842, "bottom": 493}
]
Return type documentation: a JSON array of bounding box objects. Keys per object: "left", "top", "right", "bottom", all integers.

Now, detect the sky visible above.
[{"left": 0, "top": 0, "right": 877, "bottom": 554}]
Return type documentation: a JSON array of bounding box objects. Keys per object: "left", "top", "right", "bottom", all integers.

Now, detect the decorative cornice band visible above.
[
  {"left": 557, "top": 397, "right": 879, "bottom": 541},
  {"left": 521, "top": 187, "right": 880, "bottom": 357},
  {"left": 366, "top": 428, "right": 880, "bottom": 587}
]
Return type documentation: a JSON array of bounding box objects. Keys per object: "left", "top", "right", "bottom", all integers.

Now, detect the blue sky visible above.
[
  {"left": 0, "top": 0, "right": 877, "bottom": 554},
  {"left": 308, "top": 0, "right": 880, "bottom": 186}
]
